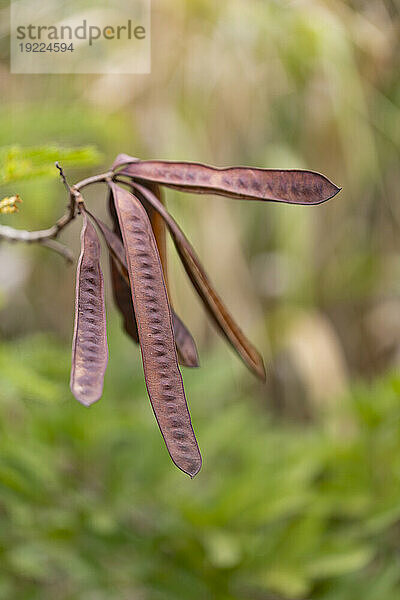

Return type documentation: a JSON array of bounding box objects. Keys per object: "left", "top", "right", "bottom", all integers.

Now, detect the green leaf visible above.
[{"left": 0, "top": 145, "right": 102, "bottom": 185}]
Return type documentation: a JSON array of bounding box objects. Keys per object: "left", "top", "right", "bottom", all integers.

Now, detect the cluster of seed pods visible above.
[{"left": 70, "top": 155, "right": 340, "bottom": 476}]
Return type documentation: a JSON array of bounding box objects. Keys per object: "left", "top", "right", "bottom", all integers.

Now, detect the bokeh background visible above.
[{"left": 0, "top": 1, "right": 400, "bottom": 598}]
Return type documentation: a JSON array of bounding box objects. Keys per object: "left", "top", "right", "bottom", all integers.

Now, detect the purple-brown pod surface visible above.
[
  {"left": 70, "top": 209, "right": 108, "bottom": 406},
  {"left": 115, "top": 157, "right": 340, "bottom": 205},
  {"left": 110, "top": 182, "right": 202, "bottom": 477}
]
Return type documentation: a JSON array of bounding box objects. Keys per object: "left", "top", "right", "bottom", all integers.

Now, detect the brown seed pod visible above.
[
  {"left": 109, "top": 182, "right": 202, "bottom": 477},
  {"left": 114, "top": 158, "right": 340, "bottom": 205},
  {"left": 70, "top": 208, "right": 108, "bottom": 406},
  {"left": 131, "top": 182, "right": 266, "bottom": 381},
  {"left": 86, "top": 210, "right": 199, "bottom": 368}
]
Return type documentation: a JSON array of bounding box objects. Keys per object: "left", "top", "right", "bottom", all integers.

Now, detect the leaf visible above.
[
  {"left": 70, "top": 209, "right": 108, "bottom": 406},
  {"left": 109, "top": 181, "right": 202, "bottom": 477},
  {"left": 0, "top": 145, "right": 101, "bottom": 185},
  {"left": 306, "top": 546, "right": 374, "bottom": 578},
  {"left": 114, "top": 156, "right": 340, "bottom": 205},
  {"left": 130, "top": 182, "right": 266, "bottom": 381},
  {"left": 87, "top": 209, "right": 199, "bottom": 368}
]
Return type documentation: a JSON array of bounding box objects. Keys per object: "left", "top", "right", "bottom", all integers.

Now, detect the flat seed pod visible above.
[
  {"left": 86, "top": 211, "right": 199, "bottom": 368},
  {"left": 115, "top": 158, "right": 340, "bottom": 205},
  {"left": 131, "top": 183, "right": 266, "bottom": 381},
  {"left": 110, "top": 182, "right": 202, "bottom": 477},
  {"left": 70, "top": 209, "right": 108, "bottom": 406}
]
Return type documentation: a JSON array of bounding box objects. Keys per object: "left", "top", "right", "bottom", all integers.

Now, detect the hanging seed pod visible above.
[
  {"left": 131, "top": 182, "right": 266, "bottom": 381},
  {"left": 114, "top": 157, "right": 340, "bottom": 205},
  {"left": 86, "top": 210, "right": 199, "bottom": 368},
  {"left": 109, "top": 182, "right": 202, "bottom": 477},
  {"left": 70, "top": 208, "right": 108, "bottom": 406}
]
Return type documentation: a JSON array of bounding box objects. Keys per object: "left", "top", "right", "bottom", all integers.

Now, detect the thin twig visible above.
[
  {"left": 55, "top": 161, "right": 71, "bottom": 195},
  {"left": 39, "top": 238, "right": 74, "bottom": 263}
]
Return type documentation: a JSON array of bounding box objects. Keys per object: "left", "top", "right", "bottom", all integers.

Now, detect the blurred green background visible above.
[{"left": 0, "top": 1, "right": 400, "bottom": 598}]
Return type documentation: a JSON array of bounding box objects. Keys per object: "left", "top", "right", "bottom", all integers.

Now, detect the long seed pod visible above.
[
  {"left": 130, "top": 182, "right": 266, "bottom": 381},
  {"left": 114, "top": 157, "right": 340, "bottom": 205},
  {"left": 86, "top": 210, "right": 199, "bottom": 368},
  {"left": 70, "top": 208, "right": 108, "bottom": 406},
  {"left": 109, "top": 182, "right": 202, "bottom": 477}
]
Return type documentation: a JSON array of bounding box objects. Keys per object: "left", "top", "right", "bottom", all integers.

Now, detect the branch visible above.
[
  {"left": 0, "top": 165, "right": 113, "bottom": 260},
  {"left": 38, "top": 238, "right": 74, "bottom": 263}
]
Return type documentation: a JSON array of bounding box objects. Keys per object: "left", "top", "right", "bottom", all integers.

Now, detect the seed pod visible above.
[
  {"left": 86, "top": 210, "right": 199, "bottom": 368},
  {"left": 131, "top": 182, "right": 266, "bottom": 381},
  {"left": 115, "top": 157, "right": 340, "bottom": 205},
  {"left": 70, "top": 209, "right": 108, "bottom": 406},
  {"left": 110, "top": 182, "right": 202, "bottom": 477}
]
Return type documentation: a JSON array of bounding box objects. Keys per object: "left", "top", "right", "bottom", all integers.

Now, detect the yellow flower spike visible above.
[{"left": 0, "top": 195, "right": 22, "bottom": 214}]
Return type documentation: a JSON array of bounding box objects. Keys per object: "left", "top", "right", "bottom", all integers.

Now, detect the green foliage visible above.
[
  {"left": 0, "top": 145, "right": 101, "bottom": 185},
  {"left": 0, "top": 331, "right": 399, "bottom": 600}
]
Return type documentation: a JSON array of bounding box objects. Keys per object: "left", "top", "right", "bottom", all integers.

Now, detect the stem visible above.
[{"left": 0, "top": 167, "right": 113, "bottom": 260}]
